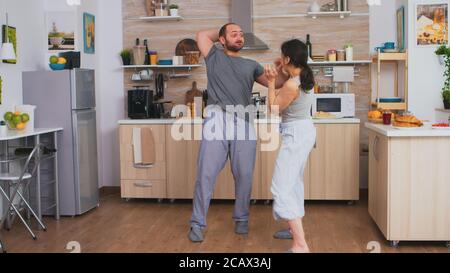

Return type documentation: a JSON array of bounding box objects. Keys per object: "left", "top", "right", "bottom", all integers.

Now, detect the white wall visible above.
[
  {"left": 0, "top": 0, "right": 46, "bottom": 106},
  {"left": 403, "top": 0, "right": 449, "bottom": 121},
  {"left": 96, "top": 0, "right": 123, "bottom": 187},
  {"left": 0, "top": 0, "right": 47, "bottom": 225},
  {"left": 370, "top": 0, "right": 397, "bottom": 102}
]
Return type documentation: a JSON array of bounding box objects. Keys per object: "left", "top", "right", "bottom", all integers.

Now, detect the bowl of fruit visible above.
[
  {"left": 4, "top": 111, "right": 30, "bottom": 130},
  {"left": 49, "top": 55, "right": 67, "bottom": 70}
]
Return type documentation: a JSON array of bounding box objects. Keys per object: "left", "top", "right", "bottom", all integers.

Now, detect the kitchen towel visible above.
[
  {"left": 132, "top": 128, "right": 142, "bottom": 165},
  {"left": 333, "top": 67, "right": 354, "bottom": 82},
  {"left": 141, "top": 127, "right": 156, "bottom": 165},
  {"left": 132, "top": 127, "right": 156, "bottom": 166}
]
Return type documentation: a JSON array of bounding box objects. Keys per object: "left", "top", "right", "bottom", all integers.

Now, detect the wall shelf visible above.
[
  {"left": 309, "top": 60, "right": 371, "bottom": 66},
  {"left": 372, "top": 51, "right": 409, "bottom": 110},
  {"left": 372, "top": 52, "right": 407, "bottom": 62},
  {"left": 130, "top": 16, "right": 183, "bottom": 21},
  {"left": 122, "top": 64, "right": 202, "bottom": 69},
  {"left": 371, "top": 102, "right": 407, "bottom": 111},
  {"left": 307, "top": 11, "right": 351, "bottom": 19}
]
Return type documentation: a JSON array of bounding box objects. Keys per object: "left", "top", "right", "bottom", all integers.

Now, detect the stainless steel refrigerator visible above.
[{"left": 22, "top": 69, "right": 99, "bottom": 216}]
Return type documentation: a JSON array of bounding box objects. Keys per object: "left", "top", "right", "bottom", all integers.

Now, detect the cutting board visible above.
[
  {"left": 175, "top": 39, "right": 200, "bottom": 56},
  {"left": 185, "top": 81, "right": 203, "bottom": 104}
]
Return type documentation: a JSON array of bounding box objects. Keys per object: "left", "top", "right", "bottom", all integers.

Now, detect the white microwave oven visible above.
[{"left": 312, "top": 94, "right": 355, "bottom": 118}]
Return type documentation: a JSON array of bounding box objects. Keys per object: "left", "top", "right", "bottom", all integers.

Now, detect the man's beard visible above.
[{"left": 225, "top": 41, "right": 243, "bottom": 52}]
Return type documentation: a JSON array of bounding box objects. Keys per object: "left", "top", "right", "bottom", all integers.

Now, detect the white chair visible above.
[{"left": 0, "top": 144, "right": 47, "bottom": 251}]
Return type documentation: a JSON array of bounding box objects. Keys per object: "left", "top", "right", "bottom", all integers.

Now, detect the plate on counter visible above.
[
  {"left": 313, "top": 115, "right": 344, "bottom": 119},
  {"left": 432, "top": 123, "right": 450, "bottom": 129},
  {"left": 392, "top": 125, "right": 423, "bottom": 130},
  {"left": 383, "top": 49, "right": 400, "bottom": 53},
  {"left": 376, "top": 97, "right": 403, "bottom": 103}
]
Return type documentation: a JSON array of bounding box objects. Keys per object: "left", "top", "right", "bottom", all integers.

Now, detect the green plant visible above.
[
  {"left": 344, "top": 43, "right": 353, "bottom": 48},
  {"left": 435, "top": 45, "right": 450, "bottom": 56},
  {"left": 48, "top": 22, "right": 65, "bottom": 38},
  {"left": 120, "top": 49, "right": 131, "bottom": 59},
  {"left": 48, "top": 32, "right": 64, "bottom": 38},
  {"left": 169, "top": 4, "right": 179, "bottom": 9},
  {"left": 436, "top": 45, "right": 450, "bottom": 96},
  {"left": 443, "top": 89, "right": 450, "bottom": 103}
]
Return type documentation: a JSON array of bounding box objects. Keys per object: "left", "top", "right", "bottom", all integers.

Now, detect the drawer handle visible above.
[
  {"left": 134, "top": 181, "right": 153, "bottom": 188},
  {"left": 133, "top": 163, "right": 154, "bottom": 169}
]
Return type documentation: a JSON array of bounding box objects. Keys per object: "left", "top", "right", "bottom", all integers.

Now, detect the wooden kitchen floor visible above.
[{"left": 2, "top": 190, "right": 449, "bottom": 253}]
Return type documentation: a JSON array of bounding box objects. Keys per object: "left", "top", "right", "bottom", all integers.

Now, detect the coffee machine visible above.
[
  {"left": 128, "top": 86, "right": 153, "bottom": 119},
  {"left": 128, "top": 86, "right": 172, "bottom": 119}
]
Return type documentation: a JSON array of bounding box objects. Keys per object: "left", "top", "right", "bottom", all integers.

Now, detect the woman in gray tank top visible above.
[{"left": 264, "top": 39, "right": 317, "bottom": 253}]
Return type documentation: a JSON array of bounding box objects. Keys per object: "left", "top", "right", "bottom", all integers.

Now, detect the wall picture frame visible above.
[
  {"left": 45, "top": 11, "right": 76, "bottom": 52},
  {"left": 2, "top": 25, "right": 17, "bottom": 64},
  {"left": 83, "top": 12, "right": 95, "bottom": 54},
  {"left": 416, "top": 2, "right": 448, "bottom": 46}
]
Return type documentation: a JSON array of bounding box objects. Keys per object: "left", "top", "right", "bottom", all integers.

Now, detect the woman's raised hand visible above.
[{"left": 264, "top": 64, "right": 278, "bottom": 83}]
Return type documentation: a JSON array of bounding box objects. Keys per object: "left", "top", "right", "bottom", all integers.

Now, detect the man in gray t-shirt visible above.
[
  {"left": 188, "top": 23, "right": 288, "bottom": 242},
  {"left": 205, "top": 44, "right": 264, "bottom": 109}
]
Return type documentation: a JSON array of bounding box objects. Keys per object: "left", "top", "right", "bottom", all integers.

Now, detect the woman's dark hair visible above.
[{"left": 281, "top": 39, "right": 315, "bottom": 92}]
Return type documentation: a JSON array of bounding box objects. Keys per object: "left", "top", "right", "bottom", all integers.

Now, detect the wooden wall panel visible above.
[{"left": 122, "top": 0, "right": 371, "bottom": 148}]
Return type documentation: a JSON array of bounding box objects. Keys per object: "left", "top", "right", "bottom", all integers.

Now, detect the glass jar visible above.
[
  {"left": 184, "top": 51, "right": 200, "bottom": 65},
  {"left": 155, "top": 3, "right": 168, "bottom": 17},
  {"left": 337, "top": 50, "right": 346, "bottom": 61},
  {"left": 328, "top": 49, "right": 337, "bottom": 62}
]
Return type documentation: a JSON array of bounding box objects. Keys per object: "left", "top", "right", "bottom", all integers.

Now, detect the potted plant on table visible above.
[
  {"left": 169, "top": 4, "right": 179, "bottom": 17},
  {"left": 435, "top": 44, "right": 450, "bottom": 65},
  {"left": 443, "top": 89, "right": 450, "bottom": 109},
  {"left": 436, "top": 45, "right": 450, "bottom": 109},
  {"left": 120, "top": 49, "right": 132, "bottom": 66}
]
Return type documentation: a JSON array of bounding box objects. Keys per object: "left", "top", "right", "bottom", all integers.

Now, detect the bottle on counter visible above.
[
  {"left": 143, "top": 39, "right": 150, "bottom": 65},
  {"left": 306, "top": 34, "right": 312, "bottom": 59},
  {"left": 0, "top": 121, "right": 7, "bottom": 136},
  {"left": 133, "top": 38, "right": 146, "bottom": 65}
]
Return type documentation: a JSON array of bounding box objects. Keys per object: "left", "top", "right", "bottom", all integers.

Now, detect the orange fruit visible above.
[
  {"left": 16, "top": 122, "right": 25, "bottom": 130},
  {"left": 58, "top": 57, "right": 67, "bottom": 64},
  {"left": 14, "top": 111, "right": 21, "bottom": 116}
]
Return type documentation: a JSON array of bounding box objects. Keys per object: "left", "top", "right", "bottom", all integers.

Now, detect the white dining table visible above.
[{"left": 0, "top": 128, "right": 63, "bottom": 221}]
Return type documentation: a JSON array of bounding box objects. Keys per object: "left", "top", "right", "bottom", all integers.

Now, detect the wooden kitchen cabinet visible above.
[
  {"left": 166, "top": 123, "right": 201, "bottom": 199},
  {"left": 260, "top": 123, "right": 358, "bottom": 201},
  {"left": 120, "top": 122, "right": 360, "bottom": 202},
  {"left": 166, "top": 123, "right": 260, "bottom": 200},
  {"left": 368, "top": 130, "right": 450, "bottom": 244},
  {"left": 368, "top": 131, "right": 389, "bottom": 237},
  {"left": 119, "top": 124, "right": 167, "bottom": 199},
  {"left": 309, "top": 124, "right": 360, "bottom": 200}
]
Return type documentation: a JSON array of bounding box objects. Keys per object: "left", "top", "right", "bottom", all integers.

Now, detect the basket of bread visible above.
[{"left": 393, "top": 113, "right": 423, "bottom": 128}]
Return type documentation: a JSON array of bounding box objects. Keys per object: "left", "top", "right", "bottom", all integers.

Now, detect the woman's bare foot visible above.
[{"left": 290, "top": 246, "right": 310, "bottom": 253}]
